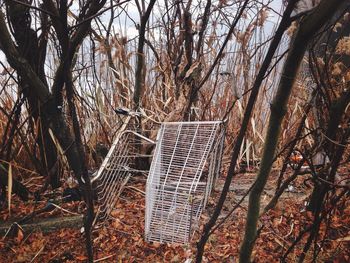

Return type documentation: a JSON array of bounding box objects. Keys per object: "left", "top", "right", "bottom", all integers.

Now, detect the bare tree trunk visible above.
[
  {"left": 307, "top": 1, "right": 350, "bottom": 212},
  {"left": 5, "top": 0, "right": 60, "bottom": 189},
  {"left": 0, "top": 1, "right": 109, "bottom": 260},
  {"left": 133, "top": 0, "right": 157, "bottom": 111},
  {"left": 298, "top": 126, "right": 350, "bottom": 262},
  {"left": 195, "top": 1, "right": 298, "bottom": 261},
  {"left": 308, "top": 90, "right": 350, "bottom": 212},
  {"left": 239, "top": 1, "right": 344, "bottom": 262}
]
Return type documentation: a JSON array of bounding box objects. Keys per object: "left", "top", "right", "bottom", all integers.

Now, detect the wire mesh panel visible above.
[
  {"left": 92, "top": 117, "right": 155, "bottom": 223},
  {"left": 145, "top": 121, "right": 225, "bottom": 244}
]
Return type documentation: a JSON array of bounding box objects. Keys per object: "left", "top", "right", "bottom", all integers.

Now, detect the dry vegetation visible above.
[{"left": 0, "top": 0, "right": 349, "bottom": 262}]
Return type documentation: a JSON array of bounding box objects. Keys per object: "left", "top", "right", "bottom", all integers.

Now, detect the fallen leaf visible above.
[
  {"left": 76, "top": 255, "right": 88, "bottom": 261},
  {"left": 15, "top": 227, "right": 24, "bottom": 244}
]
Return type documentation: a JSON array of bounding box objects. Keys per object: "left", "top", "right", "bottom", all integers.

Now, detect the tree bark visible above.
[
  {"left": 239, "top": 1, "right": 344, "bottom": 262},
  {"left": 0, "top": 2, "right": 108, "bottom": 261},
  {"left": 133, "top": 0, "right": 157, "bottom": 110},
  {"left": 4, "top": 1, "right": 60, "bottom": 189},
  {"left": 195, "top": 1, "right": 298, "bottom": 262},
  {"left": 308, "top": 89, "right": 350, "bottom": 212}
]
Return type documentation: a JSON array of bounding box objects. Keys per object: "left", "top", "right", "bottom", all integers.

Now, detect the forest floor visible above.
[{"left": 0, "top": 167, "right": 349, "bottom": 262}]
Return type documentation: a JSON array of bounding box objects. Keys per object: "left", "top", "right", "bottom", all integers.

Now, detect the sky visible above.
[{"left": 0, "top": 0, "right": 288, "bottom": 77}]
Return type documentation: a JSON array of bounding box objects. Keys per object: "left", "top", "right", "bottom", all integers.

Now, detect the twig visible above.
[
  {"left": 93, "top": 254, "right": 116, "bottom": 262},
  {"left": 69, "top": 0, "right": 131, "bottom": 29},
  {"left": 49, "top": 202, "right": 80, "bottom": 216},
  {"left": 3, "top": 222, "right": 23, "bottom": 239},
  {"left": 125, "top": 185, "right": 146, "bottom": 195},
  {"left": 30, "top": 244, "right": 45, "bottom": 262},
  {"left": 285, "top": 222, "right": 294, "bottom": 238}
]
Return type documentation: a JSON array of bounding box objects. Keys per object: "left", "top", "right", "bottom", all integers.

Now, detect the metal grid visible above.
[
  {"left": 92, "top": 117, "right": 155, "bottom": 223},
  {"left": 145, "top": 121, "right": 225, "bottom": 244}
]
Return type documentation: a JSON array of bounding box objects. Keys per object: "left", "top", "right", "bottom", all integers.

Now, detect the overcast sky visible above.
[{"left": 0, "top": 0, "right": 288, "bottom": 74}]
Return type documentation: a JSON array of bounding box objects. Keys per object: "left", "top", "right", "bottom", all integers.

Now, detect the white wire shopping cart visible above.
[
  {"left": 145, "top": 121, "right": 225, "bottom": 244},
  {"left": 92, "top": 112, "right": 157, "bottom": 223},
  {"left": 92, "top": 109, "right": 225, "bottom": 244}
]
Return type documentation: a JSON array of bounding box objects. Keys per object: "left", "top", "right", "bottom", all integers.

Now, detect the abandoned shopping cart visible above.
[{"left": 92, "top": 111, "right": 225, "bottom": 244}]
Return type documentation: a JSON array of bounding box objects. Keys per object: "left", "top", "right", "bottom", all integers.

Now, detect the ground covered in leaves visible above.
[{"left": 0, "top": 170, "right": 349, "bottom": 262}]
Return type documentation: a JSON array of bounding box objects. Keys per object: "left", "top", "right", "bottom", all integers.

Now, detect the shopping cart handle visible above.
[{"left": 114, "top": 107, "right": 130, "bottom": 115}]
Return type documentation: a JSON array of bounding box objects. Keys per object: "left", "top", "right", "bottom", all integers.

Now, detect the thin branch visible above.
[
  {"left": 9, "top": 0, "right": 57, "bottom": 17},
  {"left": 69, "top": 0, "right": 131, "bottom": 30}
]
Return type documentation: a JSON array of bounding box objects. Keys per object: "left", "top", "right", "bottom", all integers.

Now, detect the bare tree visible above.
[
  {"left": 0, "top": 0, "right": 126, "bottom": 261},
  {"left": 239, "top": 0, "right": 345, "bottom": 262},
  {"left": 195, "top": 0, "right": 299, "bottom": 261}
]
